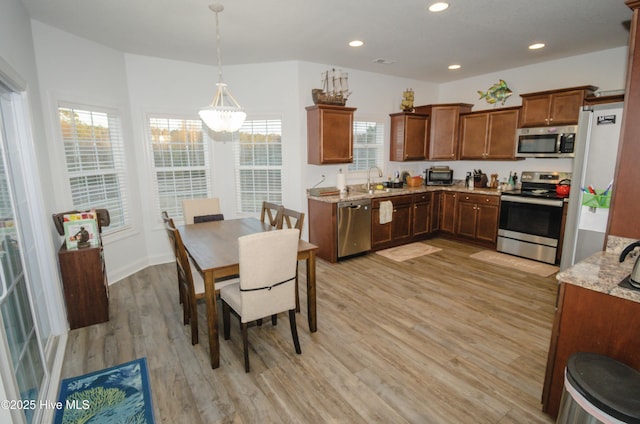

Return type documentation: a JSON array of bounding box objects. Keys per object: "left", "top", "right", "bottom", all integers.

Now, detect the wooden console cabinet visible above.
[{"left": 58, "top": 243, "right": 109, "bottom": 329}]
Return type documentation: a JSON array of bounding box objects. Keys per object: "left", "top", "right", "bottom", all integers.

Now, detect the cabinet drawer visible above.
[
  {"left": 412, "top": 193, "right": 432, "bottom": 203},
  {"left": 458, "top": 193, "right": 499, "bottom": 206},
  {"left": 373, "top": 195, "right": 412, "bottom": 209}
]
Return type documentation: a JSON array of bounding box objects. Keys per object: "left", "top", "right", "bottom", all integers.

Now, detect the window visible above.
[
  {"left": 148, "top": 117, "right": 210, "bottom": 221},
  {"left": 348, "top": 120, "right": 384, "bottom": 172},
  {"left": 234, "top": 119, "right": 282, "bottom": 213},
  {"left": 59, "top": 105, "right": 129, "bottom": 233}
]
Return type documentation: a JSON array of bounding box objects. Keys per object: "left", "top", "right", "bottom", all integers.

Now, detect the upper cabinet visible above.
[
  {"left": 459, "top": 107, "right": 520, "bottom": 160},
  {"left": 415, "top": 103, "right": 473, "bottom": 160},
  {"left": 306, "top": 104, "right": 356, "bottom": 165},
  {"left": 519, "top": 86, "right": 597, "bottom": 128},
  {"left": 390, "top": 112, "right": 429, "bottom": 161}
]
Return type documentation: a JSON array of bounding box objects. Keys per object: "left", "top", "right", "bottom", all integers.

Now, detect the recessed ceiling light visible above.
[
  {"left": 349, "top": 40, "right": 364, "bottom": 47},
  {"left": 428, "top": 2, "right": 449, "bottom": 12},
  {"left": 529, "top": 43, "right": 545, "bottom": 50},
  {"left": 448, "top": 64, "right": 461, "bottom": 70}
]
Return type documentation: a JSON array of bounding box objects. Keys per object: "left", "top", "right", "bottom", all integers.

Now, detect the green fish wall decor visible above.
[{"left": 478, "top": 79, "right": 513, "bottom": 105}]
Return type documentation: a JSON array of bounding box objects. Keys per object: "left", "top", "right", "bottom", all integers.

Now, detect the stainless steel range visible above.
[{"left": 497, "top": 171, "right": 571, "bottom": 264}]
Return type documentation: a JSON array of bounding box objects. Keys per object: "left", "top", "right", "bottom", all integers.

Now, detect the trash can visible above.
[{"left": 556, "top": 352, "right": 640, "bottom": 424}]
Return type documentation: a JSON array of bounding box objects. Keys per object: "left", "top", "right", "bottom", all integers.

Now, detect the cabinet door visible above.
[
  {"left": 519, "top": 94, "right": 552, "bottom": 127},
  {"left": 429, "top": 106, "right": 461, "bottom": 160},
  {"left": 391, "top": 203, "right": 413, "bottom": 243},
  {"left": 440, "top": 192, "right": 457, "bottom": 233},
  {"left": 455, "top": 197, "right": 478, "bottom": 238},
  {"left": 548, "top": 90, "right": 584, "bottom": 126},
  {"left": 475, "top": 201, "right": 500, "bottom": 243},
  {"left": 371, "top": 208, "right": 392, "bottom": 248},
  {"left": 412, "top": 194, "right": 432, "bottom": 237},
  {"left": 430, "top": 191, "right": 441, "bottom": 232},
  {"left": 459, "top": 113, "right": 489, "bottom": 159},
  {"left": 390, "top": 113, "right": 428, "bottom": 161},
  {"left": 307, "top": 105, "right": 355, "bottom": 164},
  {"left": 485, "top": 109, "right": 519, "bottom": 160}
]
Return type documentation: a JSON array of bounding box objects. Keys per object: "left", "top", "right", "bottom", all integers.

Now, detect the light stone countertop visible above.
[
  {"left": 556, "top": 235, "right": 640, "bottom": 304},
  {"left": 307, "top": 181, "right": 506, "bottom": 203}
]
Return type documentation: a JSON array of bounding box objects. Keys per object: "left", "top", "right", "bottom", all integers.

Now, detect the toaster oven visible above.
[{"left": 426, "top": 167, "right": 454, "bottom": 186}]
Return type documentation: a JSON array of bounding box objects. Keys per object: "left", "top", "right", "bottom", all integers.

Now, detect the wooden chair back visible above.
[
  {"left": 260, "top": 201, "right": 284, "bottom": 228},
  {"left": 281, "top": 208, "right": 305, "bottom": 237}
]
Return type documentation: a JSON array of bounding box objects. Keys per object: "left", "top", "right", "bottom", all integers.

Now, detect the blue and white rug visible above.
[{"left": 54, "top": 357, "right": 154, "bottom": 424}]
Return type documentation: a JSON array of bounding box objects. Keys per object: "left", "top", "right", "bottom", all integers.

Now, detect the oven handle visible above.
[{"left": 501, "top": 195, "right": 564, "bottom": 207}]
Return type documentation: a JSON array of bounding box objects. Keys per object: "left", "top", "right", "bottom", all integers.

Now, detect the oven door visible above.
[{"left": 497, "top": 195, "right": 565, "bottom": 264}]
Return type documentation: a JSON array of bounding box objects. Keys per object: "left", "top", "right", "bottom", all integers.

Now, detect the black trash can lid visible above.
[{"left": 567, "top": 352, "right": 640, "bottom": 423}]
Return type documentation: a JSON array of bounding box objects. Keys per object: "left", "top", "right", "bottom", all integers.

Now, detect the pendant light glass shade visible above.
[{"left": 199, "top": 4, "right": 246, "bottom": 133}]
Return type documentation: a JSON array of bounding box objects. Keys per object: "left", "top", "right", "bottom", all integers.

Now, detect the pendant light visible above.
[{"left": 199, "top": 3, "right": 246, "bottom": 133}]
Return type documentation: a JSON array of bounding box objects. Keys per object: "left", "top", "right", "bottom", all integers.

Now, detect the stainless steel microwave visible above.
[{"left": 515, "top": 125, "right": 577, "bottom": 158}]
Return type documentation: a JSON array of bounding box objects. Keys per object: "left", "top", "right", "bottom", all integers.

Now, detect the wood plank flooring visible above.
[{"left": 60, "top": 238, "right": 557, "bottom": 423}]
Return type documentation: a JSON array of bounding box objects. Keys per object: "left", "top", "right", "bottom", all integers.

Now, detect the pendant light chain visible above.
[{"left": 214, "top": 7, "right": 224, "bottom": 83}]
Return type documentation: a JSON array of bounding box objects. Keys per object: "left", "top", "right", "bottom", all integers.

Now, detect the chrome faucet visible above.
[{"left": 367, "top": 166, "right": 383, "bottom": 190}]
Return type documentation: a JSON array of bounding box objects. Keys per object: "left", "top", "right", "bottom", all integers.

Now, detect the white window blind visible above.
[
  {"left": 59, "top": 105, "right": 129, "bottom": 232},
  {"left": 234, "top": 119, "right": 283, "bottom": 213},
  {"left": 348, "top": 120, "right": 384, "bottom": 172},
  {"left": 148, "top": 117, "right": 210, "bottom": 221}
]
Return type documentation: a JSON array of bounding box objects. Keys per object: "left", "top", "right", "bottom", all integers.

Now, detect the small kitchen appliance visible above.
[
  {"left": 426, "top": 166, "right": 454, "bottom": 186},
  {"left": 515, "top": 125, "right": 577, "bottom": 158},
  {"left": 619, "top": 241, "right": 640, "bottom": 288}
]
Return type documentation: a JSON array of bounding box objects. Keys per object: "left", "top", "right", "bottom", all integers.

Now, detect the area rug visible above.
[
  {"left": 54, "top": 357, "right": 154, "bottom": 424},
  {"left": 470, "top": 250, "right": 559, "bottom": 277},
  {"left": 376, "top": 242, "right": 442, "bottom": 262}
]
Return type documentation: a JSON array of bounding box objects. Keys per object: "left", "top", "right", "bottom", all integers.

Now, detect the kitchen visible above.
[{"left": 2, "top": 0, "right": 640, "bottom": 423}]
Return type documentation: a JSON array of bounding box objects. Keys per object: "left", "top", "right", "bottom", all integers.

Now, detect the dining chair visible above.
[
  {"left": 220, "top": 228, "right": 302, "bottom": 372},
  {"left": 281, "top": 208, "right": 305, "bottom": 312},
  {"left": 182, "top": 198, "right": 222, "bottom": 224},
  {"left": 162, "top": 211, "right": 185, "bottom": 306},
  {"left": 260, "top": 201, "right": 284, "bottom": 228},
  {"left": 166, "top": 220, "right": 236, "bottom": 345}
]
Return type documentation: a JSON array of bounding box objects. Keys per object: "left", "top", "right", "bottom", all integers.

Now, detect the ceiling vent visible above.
[{"left": 373, "top": 58, "right": 395, "bottom": 65}]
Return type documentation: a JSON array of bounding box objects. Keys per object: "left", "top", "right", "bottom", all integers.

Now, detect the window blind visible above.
[
  {"left": 147, "top": 117, "right": 210, "bottom": 221},
  {"left": 59, "top": 105, "right": 129, "bottom": 232},
  {"left": 234, "top": 119, "right": 283, "bottom": 213},
  {"left": 349, "top": 121, "right": 384, "bottom": 172}
]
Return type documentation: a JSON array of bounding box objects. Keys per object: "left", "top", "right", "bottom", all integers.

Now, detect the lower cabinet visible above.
[
  {"left": 412, "top": 193, "right": 433, "bottom": 238},
  {"left": 58, "top": 244, "right": 109, "bottom": 329},
  {"left": 372, "top": 195, "right": 413, "bottom": 248},
  {"left": 455, "top": 193, "right": 500, "bottom": 245},
  {"left": 308, "top": 198, "right": 338, "bottom": 263},
  {"left": 440, "top": 191, "right": 457, "bottom": 234}
]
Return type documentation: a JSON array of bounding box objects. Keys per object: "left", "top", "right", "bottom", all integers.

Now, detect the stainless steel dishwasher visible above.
[{"left": 337, "top": 199, "right": 371, "bottom": 259}]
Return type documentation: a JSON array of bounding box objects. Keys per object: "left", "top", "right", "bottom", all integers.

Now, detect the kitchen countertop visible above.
[
  {"left": 307, "top": 181, "right": 507, "bottom": 203},
  {"left": 556, "top": 235, "right": 640, "bottom": 304}
]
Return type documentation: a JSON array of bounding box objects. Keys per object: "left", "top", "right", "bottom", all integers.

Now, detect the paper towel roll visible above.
[{"left": 337, "top": 172, "right": 346, "bottom": 191}]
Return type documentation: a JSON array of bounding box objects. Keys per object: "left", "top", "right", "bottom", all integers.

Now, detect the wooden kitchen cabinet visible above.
[
  {"left": 430, "top": 191, "right": 441, "bottom": 232},
  {"left": 371, "top": 195, "right": 413, "bottom": 249},
  {"left": 389, "top": 112, "right": 429, "bottom": 161},
  {"left": 58, "top": 243, "right": 109, "bottom": 329},
  {"left": 414, "top": 103, "right": 473, "bottom": 160},
  {"left": 542, "top": 283, "right": 640, "bottom": 419},
  {"left": 439, "top": 191, "right": 457, "bottom": 234},
  {"left": 459, "top": 107, "right": 520, "bottom": 160},
  {"left": 308, "top": 198, "right": 338, "bottom": 262},
  {"left": 306, "top": 104, "right": 356, "bottom": 164},
  {"left": 455, "top": 193, "right": 500, "bottom": 245},
  {"left": 519, "top": 86, "right": 597, "bottom": 127},
  {"left": 411, "top": 192, "right": 433, "bottom": 239}
]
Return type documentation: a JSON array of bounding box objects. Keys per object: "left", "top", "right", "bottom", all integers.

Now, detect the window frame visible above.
[
  {"left": 57, "top": 102, "right": 130, "bottom": 235},
  {"left": 348, "top": 117, "right": 386, "bottom": 178}
]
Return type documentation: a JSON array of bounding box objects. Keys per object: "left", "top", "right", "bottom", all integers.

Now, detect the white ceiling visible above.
[{"left": 20, "top": 0, "right": 633, "bottom": 83}]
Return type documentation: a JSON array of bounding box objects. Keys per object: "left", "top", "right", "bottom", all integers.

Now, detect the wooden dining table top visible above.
[{"left": 179, "top": 217, "right": 317, "bottom": 276}]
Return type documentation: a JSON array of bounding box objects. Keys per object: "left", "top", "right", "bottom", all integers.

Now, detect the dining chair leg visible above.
[
  {"left": 241, "top": 322, "right": 250, "bottom": 372},
  {"left": 190, "top": 297, "right": 199, "bottom": 345},
  {"left": 288, "top": 309, "right": 301, "bottom": 355},
  {"left": 295, "top": 264, "right": 301, "bottom": 313},
  {"left": 222, "top": 301, "right": 231, "bottom": 340},
  {"left": 182, "top": 290, "right": 189, "bottom": 325},
  {"left": 271, "top": 314, "right": 277, "bottom": 326}
]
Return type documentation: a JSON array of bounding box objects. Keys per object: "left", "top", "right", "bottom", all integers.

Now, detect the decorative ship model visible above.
[
  {"left": 312, "top": 68, "right": 351, "bottom": 106},
  {"left": 401, "top": 88, "right": 414, "bottom": 112}
]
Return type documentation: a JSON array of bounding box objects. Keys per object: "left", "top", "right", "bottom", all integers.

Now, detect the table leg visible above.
[
  {"left": 306, "top": 251, "right": 317, "bottom": 332},
  {"left": 204, "top": 271, "right": 220, "bottom": 369}
]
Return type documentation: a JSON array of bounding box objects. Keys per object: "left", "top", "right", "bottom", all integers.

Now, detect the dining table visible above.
[{"left": 178, "top": 217, "right": 319, "bottom": 369}]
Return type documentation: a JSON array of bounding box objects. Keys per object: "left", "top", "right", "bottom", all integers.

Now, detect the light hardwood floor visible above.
[{"left": 60, "top": 237, "right": 557, "bottom": 423}]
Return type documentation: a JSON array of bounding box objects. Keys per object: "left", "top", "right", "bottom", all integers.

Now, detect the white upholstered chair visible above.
[
  {"left": 182, "top": 198, "right": 222, "bottom": 224},
  {"left": 220, "top": 228, "right": 301, "bottom": 372}
]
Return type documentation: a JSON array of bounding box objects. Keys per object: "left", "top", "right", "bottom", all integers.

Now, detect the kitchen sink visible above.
[{"left": 350, "top": 185, "right": 394, "bottom": 195}]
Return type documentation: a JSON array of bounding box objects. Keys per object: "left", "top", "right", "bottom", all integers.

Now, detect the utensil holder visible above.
[{"left": 582, "top": 190, "right": 611, "bottom": 211}]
